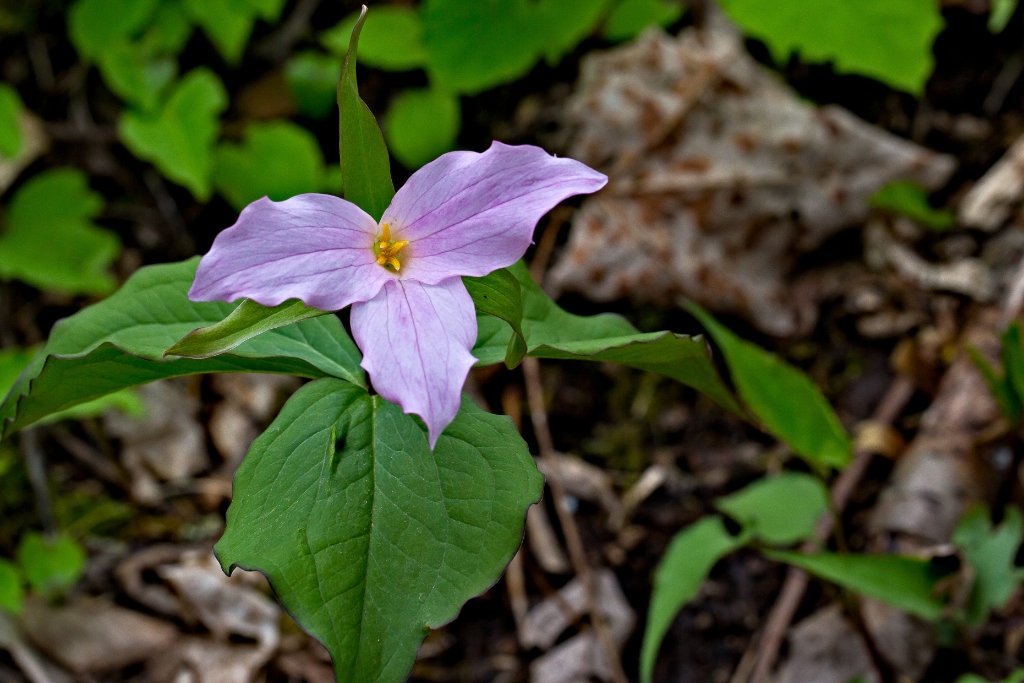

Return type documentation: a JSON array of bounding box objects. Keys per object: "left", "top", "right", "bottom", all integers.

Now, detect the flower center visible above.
[{"left": 373, "top": 223, "right": 409, "bottom": 271}]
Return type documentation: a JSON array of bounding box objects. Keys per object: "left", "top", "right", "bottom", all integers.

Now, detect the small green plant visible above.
[
  {"left": 969, "top": 321, "right": 1024, "bottom": 424},
  {"left": 0, "top": 532, "right": 87, "bottom": 615},
  {"left": 870, "top": 180, "right": 955, "bottom": 231}
]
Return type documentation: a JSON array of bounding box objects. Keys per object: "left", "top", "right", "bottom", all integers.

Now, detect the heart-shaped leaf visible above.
[
  {"left": 213, "top": 121, "right": 341, "bottom": 210},
  {"left": 119, "top": 68, "right": 228, "bottom": 200},
  {"left": 0, "top": 169, "right": 120, "bottom": 295},
  {"left": 217, "top": 378, "right": 542, "bottom": 683}
]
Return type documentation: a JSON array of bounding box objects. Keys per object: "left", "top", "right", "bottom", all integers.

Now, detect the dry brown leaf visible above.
[
  {"left": 19, "top": 595, "right": 177, "bottom": 675},
  {"left": 548, "top": 24, "right": 956, "bottom": 336}
]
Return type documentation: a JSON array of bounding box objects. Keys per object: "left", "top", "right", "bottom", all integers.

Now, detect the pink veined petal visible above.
[
  {"left": 189, "top": 194, "right": 394, "bottom": 310},
  {"left": 350, "top": 277, "right": 478, "bottom": 448},
  {"left": 382, "top": 141, "right": 607, "bottom": 284}
]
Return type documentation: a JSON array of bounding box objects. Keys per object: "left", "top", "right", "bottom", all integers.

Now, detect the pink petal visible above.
[
  {"left": 350, "top": 277, "right": 477, "bottom": 448},
  {"left": 190, "top": 194, "right": 394, "bottom": 310},
  {"left": 382, "top": 142, "right": 607, "bottom": 283}
]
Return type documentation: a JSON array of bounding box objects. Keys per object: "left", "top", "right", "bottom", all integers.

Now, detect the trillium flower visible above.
[{"left": 189, "top": 142, "right": 607, "bottom": 446}]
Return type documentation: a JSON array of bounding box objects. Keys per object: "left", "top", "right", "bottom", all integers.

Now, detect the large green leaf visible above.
[
  {"left": 119, "top": 68, "right": 228, "bottom": 200},
  {"left": 338, "top": 8, "right": 395, "bottom": 220},
  {"left": 686, "top": 303, "right": 851, "bottom": 470},
  {"left": 464, "top": 268, "right": 526, "bottom": 369},
  {"left": 321, "top": 6, "right": 429, "bottom": 72},
  {"left": 767, "top": 551, "right": 949, "bottom": 620},
  {"left": 216, "top": 378, "right": 542, "bottom": 683},
  {"left": 0, "top": 259, "right": 364, "bottom": 438},
  {"left": 383, "top": 86, "right": 460, "bottom": 169},
  {"left": 0, "top": 168, "right": 120, "bottom": 295},
  {"left": 213, "top": 121, "right": 341, "bottom": 211},
  {"left": 640, "top": 517, "right": 744, "bottom": 683},
  {"left": 717, "top": 0, "right": 943, "bottom": 94},
  {"left": 953, "top": 505, "right": 1024, "bottom": 627},
  {"left": 715, "top": 472, "right": 829, "bottom": 546},
  {"left": 473, "top": 263, "right": 740, "bottom": 413}
]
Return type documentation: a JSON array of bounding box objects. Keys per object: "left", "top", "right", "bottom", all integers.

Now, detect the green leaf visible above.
[
  {"left": 640, "top": 517, "right": 744, "bottom": 683},
  {"left": 338, "top": 7, "right": 396, "bottom": 220},
  {"left": 0, "top": 168, "right": 120, "bottom": 295},
  {"left": 213, "top": 121, "right": 337, "bottom": 210},
  {"left": 957, "top": 672, "right": 1024, "bottom": 683},
  {"left": 166, "top": 298, "right": 327, "bottom": 359},
  {"left": 97, "top": 44, "right": 176, "bottom": 111},
  {"left": 68, "top": 0, "right": 159, "bottom": 60},
  {"left": 1002, "top": 323, "right": 1024, "bottom": 416},
  {"left": 36, "top": 388, "right": 146, "bottom": 425},
  {"left": 384, "top": 87, "right": 460, "bottom": 169},
  {"left": 3, "top": 352, "right": 145, "bottom": 426},
  {"left": 537, "top": 0, "right": 610, "bottom": 63},
  {"left": 321, "top": 6, "right": 428, "bottom": 72},
  {"left": 464, "top": 269, "right": 527, "bottom": 369},
  {"left": 216, "top": 378, "right": 542, "bottom": 683},
  {"left": 119, "top": 68, "right": 228, "bottom": 200},
  {"left": 869, "top": 181, "right": 955, "bottom": 231},
  {"left": 473, "top": 262, "right": 741, "bottom": 413},
  {"left": 953, "top": 505, "right": 1024, "bottom": 627},
  {"left": 423, "top": 0, "right": 542, "bottom": 94},
  {"left": 0, "top": 560, "right": 22, "bottom": 614},
  {"left": 766, "top": 550, "right": 949, "bottom": 620},
  {"left": 715, "top": 472, "right": 829, "bottom": 545},
  {"left": 717, "top": 0, "right": 943, "bottom": 95},
  {"left": 0, "top": 258, "right": 364, "bottom": 438},
  {"left": 603, "top": 0, "right": 684, "bottom": 42},
  {"left": 138, "top": 0, "right": 194, "bottom": 55},
  {"left": 990, "top": 0, "right": 1018, "bottom": 32},
  {"left": 0, "top": 347, "right": 36, "bottom": 400},
  {"left": 17, "top": 533, "right": 86, "bottom": 598},
  {"left": 967, "top": 346, "right": 1021, "bottom": 424},
  {"left": 182, "top": 0, "right": 257, "bottom": 64},
  {"left": 686, "top": 302, "right": 851, "bottom": 470},
  {"left": 0, "top": 83, "right": 24, "bottom": 158},
  {"left": 285, "top": 51, "right": 343, "bottom": 119}
]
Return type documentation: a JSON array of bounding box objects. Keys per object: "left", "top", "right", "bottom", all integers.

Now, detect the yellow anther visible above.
[{"left": 373, "top": 223, "right": 409, "bottom": 271}]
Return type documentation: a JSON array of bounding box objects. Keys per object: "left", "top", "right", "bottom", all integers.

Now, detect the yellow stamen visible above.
[{"left": 373, "top": 223, "right": 409, "bottom": 271}]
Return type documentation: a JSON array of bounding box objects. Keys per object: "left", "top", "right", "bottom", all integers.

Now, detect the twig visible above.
[
  {"left": 529, "top": 206, "right": 572, "bottom": 283},
  {"left": 523, "top": 356, "right": 630, "bottom": 683},
  {"left": 25, "top": 35, "right": 54, "bottom": 92},
  {"left": 505, "top": 549, "right": 530, "bottom": 636},
  {"left": 144, "top": 169, "right": 194, "bottom": 256},
  {"left": 49, "top": 425, "right": 128, "bottom": 488},
  {"left": 253, "top": 0, "right": 323, "bottom": 62},
  {"left": 19, "top": 429, "right": 57, "bottom": 536},
  {"left": 740, "top": 373, "right": 916, "bottom": 683}
]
